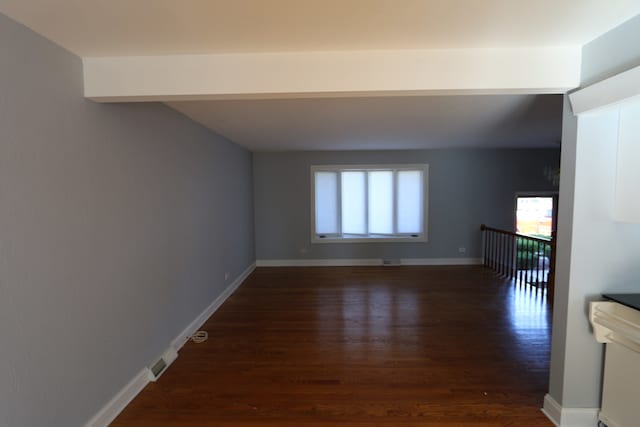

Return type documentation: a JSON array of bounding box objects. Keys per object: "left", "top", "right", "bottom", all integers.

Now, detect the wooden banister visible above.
[
  {"left": 480, "top": 224, "right": 551, "bottom": 244},
  {"left": 480, "top": 224, "right": 555, "bottom": 300}
]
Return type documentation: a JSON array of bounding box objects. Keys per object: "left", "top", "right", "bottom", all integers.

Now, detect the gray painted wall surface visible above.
[
  {"left": 549, "top": 14, "right": 640, "bottom": 410},
  {"left": 0, "top": 14, "right": 254, "bottom": 427},
  {"left": 254, "top": 149, "right": 559, "bottom": 261}
]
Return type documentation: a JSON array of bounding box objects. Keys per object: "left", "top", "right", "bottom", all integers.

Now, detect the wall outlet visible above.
[
  {"left": 224, "top": 272, "right": 230, "bottom": 281},
  {"left": 458, "top": 247, "right": 466, "bottom": 253}
]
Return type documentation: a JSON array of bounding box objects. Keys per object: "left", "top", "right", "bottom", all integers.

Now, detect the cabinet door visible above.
[{"left": 614, "top": 100, "right": 640, "bottom": 223}]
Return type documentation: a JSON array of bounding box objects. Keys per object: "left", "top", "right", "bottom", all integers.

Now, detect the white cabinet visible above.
[
  {"left": 569, "top": 66, "right": 640, "bottom": 223},
  {"left": 590, "top": 300, "right": 640, "bottom": 427},
  {"left": 614, "top": 100, "right": 640, "bottom": 223}
]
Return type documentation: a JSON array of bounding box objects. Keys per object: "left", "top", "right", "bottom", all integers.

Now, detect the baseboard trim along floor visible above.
[
  {"left": 255, "top": 258, "right": 482, "bottom": 267},
  {"left": 542, "top": 394, "right": 599, "bottom": 427}
]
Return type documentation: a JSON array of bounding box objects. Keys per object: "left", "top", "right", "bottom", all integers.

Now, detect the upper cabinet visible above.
[
  {"left": 569, "top": 65, "right": 640, "bottom": 223},
  {"left": 614, "top": 100, "right": 640, "bottom": 223}
]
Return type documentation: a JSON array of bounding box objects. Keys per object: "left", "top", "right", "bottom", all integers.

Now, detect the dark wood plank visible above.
[{"left": 112, "top": 266, "right": 553, "bottom": 426}]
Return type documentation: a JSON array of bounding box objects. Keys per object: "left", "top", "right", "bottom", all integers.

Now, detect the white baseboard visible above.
[
  {"left": 256, "top": 258, "right": 482, "bottom": 267},
  {"left": 84, "top": 262, "right": 256, "bottom": 427},
  {"left": 171, "top": 262, "right": 256, "bottom": 350},
  {"left": 542, "top": 394, "right": 599, "bottom": 427},
  {"left": 400, "top": 257, "right": 483, "bottom": 266},
  {"left": 84, "top": 368, "right": 148, "bottom": 427},
  {"left": 256, "top": 258, "right": 382, "bottom": 267},
  {"left": 542, "top": 394, "right": 562, "bottom": 426},
  {"left": 598, "top": 413, "right": 621, "bottom": 427}
]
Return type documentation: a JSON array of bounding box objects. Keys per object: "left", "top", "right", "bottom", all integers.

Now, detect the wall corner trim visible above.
[
  {"left": 542, "top": 394, "right": 599, "bottom": 427},
  {"left": 84, "top": 262, "right": 256, "bottom": 427}
]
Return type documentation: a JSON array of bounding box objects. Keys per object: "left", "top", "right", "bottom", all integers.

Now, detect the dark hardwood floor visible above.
[{"left": 113, "top": 266, "right": 553, "bottom": 426}]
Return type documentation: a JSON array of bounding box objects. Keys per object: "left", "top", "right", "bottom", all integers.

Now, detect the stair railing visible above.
[{"left": 480, "top": 224, "right": 555, "bottom": 298}]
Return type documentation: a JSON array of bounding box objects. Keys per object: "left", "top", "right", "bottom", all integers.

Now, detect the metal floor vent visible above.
[{"left": 147, "top": 347, "right": 178, "bottom": 382}]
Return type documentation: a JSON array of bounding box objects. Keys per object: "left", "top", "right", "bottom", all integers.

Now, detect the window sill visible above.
[{"left": 312, "top": 235, "right": 426, "bottom": 244}]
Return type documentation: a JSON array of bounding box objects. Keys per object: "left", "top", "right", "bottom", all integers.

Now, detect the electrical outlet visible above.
[
  {"left": 224, "top": 272, "right": 230, "bottom": 281},
  {"left": 458, "top": 247, "right": 466, "bottom": 253}
]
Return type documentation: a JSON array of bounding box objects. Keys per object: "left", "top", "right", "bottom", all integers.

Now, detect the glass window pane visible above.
[
  {"left": 314, "top": 172, "right": 338, "bottom": 234},
  {"left": 341, "top": 171, "right": 366, "bottom": 234},
  {"left": 397, "top": 170, "right": 423, "bottom": 233},
  {"left": 368, "top": 171, "right": 394, "bottom": 234}
]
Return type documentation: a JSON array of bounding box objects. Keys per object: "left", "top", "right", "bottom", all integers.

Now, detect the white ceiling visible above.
[
  {"left": 1, "top": 0, "right": 639, "bottom": 56},
  {"left": 1, "top": 1, "right": 637, "bottom": 151},
  {"left": 168, "top": 94, "right": 563, "bottom": 151}
]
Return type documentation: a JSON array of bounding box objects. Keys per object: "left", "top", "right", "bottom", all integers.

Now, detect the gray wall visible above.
[
  {"left": 254, "top": 149, "right": 559, "bottom": 261},
  {"left": 0, "top": 14, "right": 254, "bottom": 427},
  {"left": 548, "top": 96, "right": 577, "bottom": 406},
  {"left": 548, "top": 14, "right": 640, "bottom": 411}
]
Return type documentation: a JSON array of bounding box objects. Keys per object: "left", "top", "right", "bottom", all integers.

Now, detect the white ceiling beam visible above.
[{"left": 83, "top": 47, "right": 581, "bottom": 102}]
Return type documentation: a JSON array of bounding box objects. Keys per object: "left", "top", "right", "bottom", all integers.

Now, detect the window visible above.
[{"left": 311, "top": 164, "right": 428, "bottom": 242}]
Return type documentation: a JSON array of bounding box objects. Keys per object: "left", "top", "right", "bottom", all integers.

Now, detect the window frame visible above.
[{"left": 310, "top": 164, "right": 429, "bottom": 243}]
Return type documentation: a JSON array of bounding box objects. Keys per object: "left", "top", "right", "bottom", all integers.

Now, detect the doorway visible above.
[{"left": 515, "top": 194, "right": 558, "bottom": 238}]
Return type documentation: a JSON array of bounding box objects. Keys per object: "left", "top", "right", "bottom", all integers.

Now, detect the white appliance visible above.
[{"left": 589, "top": 298, "right": 640, "bottom": 427}]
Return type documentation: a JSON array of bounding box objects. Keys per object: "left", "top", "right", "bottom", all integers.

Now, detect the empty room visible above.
[{"left": 2, "top": 2, "right": 640, "bottom": 427}]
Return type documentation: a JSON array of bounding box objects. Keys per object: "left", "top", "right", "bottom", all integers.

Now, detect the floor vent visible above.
[{"left": 147, "top": 347, "right": 178, "bottom": 382}]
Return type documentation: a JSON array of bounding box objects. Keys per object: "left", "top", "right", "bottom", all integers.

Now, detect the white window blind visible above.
[
  {"left": 311, "top": 164, "right": 428, "bottom": 242},
  {"left": 397, "top": 171, "right": 423, "bottom": 233},
  {"left": 368, "top": 171, "right": 394, "bottom": 234},
  {"left": 314, "top": 171, "right": 339, "bottom": 234},
  {"left": 341, "top": 171, "right": 367, "bottom": 234}
]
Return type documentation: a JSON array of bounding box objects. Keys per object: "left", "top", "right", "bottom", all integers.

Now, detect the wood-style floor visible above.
[{"left": 113, "top": 266, "right": 553, "bottom": 426}]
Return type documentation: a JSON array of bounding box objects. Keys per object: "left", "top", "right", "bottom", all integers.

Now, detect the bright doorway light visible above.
[{"left": 516, "top": 197, "right": 553, "bottom": 238}]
